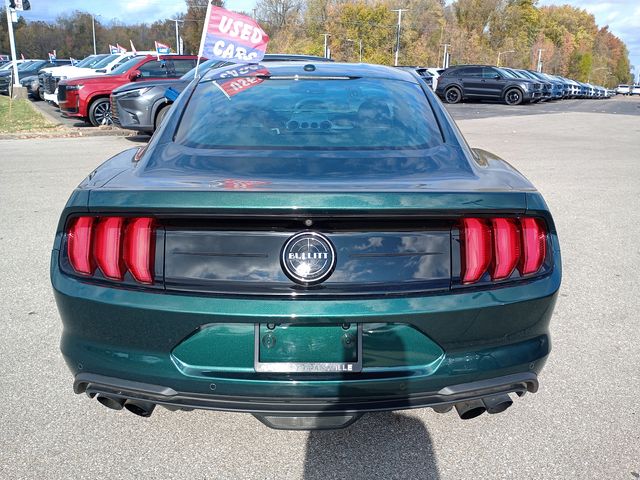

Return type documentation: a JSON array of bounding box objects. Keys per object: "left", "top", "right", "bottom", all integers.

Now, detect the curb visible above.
[
  {"left": 17, "top": 99, "right": 137, "bottom": 139},
  {"left": 0, "top": 126, "right": 137, "bottom": 140},
  {"left": 28, "top": 99, "right": 65, "bottom": 127}
]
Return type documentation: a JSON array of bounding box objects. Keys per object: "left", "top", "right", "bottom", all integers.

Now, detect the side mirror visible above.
[
  {"left": 494, "top": 74, "right": 501, "bottom": 79},
  {"left": 128, "top": 70, "right": 141, "bottom": 81}
]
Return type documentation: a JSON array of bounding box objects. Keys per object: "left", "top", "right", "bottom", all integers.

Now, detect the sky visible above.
[{"left": 15, "top": 0, "right": 640, "bottom": 80}]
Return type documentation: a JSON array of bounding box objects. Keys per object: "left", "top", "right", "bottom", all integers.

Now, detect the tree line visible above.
[{"left": 1, "top": 0, "right": 632, "bottom": 86}]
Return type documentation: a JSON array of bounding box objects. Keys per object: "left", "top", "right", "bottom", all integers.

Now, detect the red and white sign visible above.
[
  {"left": 216, "top": 65, "right": 270, "bottom": 97},
  {"left": 198, "top": 6, "right": 269, "bottom": 63}
]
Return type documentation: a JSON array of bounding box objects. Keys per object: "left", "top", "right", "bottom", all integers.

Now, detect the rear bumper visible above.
[
  {"left": 53, "top": 244, "right": 559, "bottom": 413},
  {"left": 74, "top": 371, "right": 539, "bottom": 415}
]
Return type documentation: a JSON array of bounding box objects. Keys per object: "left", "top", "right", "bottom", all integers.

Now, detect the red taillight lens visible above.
[
  {"left": 94, "top": 217, "right": 125, "bottom": 280},
  {"left": 124, "top": 218, "right": 155, "bottom": 284},
  {"left": 520, "top": 217, "right": 547, "bottom": 275},
  {"left": 461, "top": 216, "right": 547, "bottom": 285},
  {"left": 491, "top": 218, "right": 520, "bottom": 280},
  {"left": 65, "top": 216, "right": 156, "bottom": 284},
  {"left": 67, "top": 217, "right": 95, "bottom": 275},
  {"left": 461, "top": 218, "right": 492, "bottom": 284}
]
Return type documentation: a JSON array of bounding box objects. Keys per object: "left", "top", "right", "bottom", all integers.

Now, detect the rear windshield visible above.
[{"left": 175, "top": 75, "right": 443, "bottom": 150}]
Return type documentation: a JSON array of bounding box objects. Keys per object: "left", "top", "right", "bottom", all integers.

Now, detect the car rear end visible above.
[{"left": 52, "top": 63, "right": 561, "bottom": 429}]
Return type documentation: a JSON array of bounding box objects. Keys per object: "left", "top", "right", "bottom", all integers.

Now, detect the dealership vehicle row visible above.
[{"left": 2, "top": 53, "right": 638, "bottom": 133}]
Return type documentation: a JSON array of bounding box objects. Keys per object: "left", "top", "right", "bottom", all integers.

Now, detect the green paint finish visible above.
[
  {"left": 172, "top": 324, "right": 254, "bottom": 372},
  {"left": 170, "top": 322, "right": 444, "bottom": 375},
  {"left": 363, "top": 323, "right": 444, "bottom": 372},
  {"left": 88, "top": 190, "right": 527, "bottom": 212}
]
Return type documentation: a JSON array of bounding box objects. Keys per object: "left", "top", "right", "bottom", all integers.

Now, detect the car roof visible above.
[{"left": 202, "top": 61, "right": 418, "bottom": 83}]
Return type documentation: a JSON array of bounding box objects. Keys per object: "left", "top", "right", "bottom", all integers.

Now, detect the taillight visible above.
[
  {"left": 491, "top": 218, "right": 520, "bottom": 280},
  {"left": 67, "top": 217, "right": 95, "bottom": 275},
  {"left": 520, "top": 217, "right": 546, "bottom": 275},
  {"left": 94, "top": 217, "right": 125, "bottom": 280},
  {"left": 461, "top": 218, "right": 492, "bottom": 284},
  {"left": 65, "top": 216, "right": 155, "bottom": 284},
  {"left": 124, "top": 218, "right": 155, "bottom": 284},
  {"left": 460, "top": 217, "right": 547, "bottom": 285}
]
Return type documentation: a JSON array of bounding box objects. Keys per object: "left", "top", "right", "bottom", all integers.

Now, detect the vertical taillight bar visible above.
[
  {"left": 67, "top": 217, "right": 95, "bottom": 275},
  {"left": 94, "top": 217, "right": 126, "bottom": 280},
  {"left": 491, "top": 218, "right": 520, "bottom": 280},
  {"left": 461, "top": 218, "right": 492, "bottom": 284},
  {"left": 124, "top": 218, "right": 155, "bottom": 284},
  {"left": 520, "top": 218, "right": 546, "bottom": 275}
]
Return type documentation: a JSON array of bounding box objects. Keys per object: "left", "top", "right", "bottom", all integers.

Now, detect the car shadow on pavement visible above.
[{"left": 303, "top": 411, "right": 439, "bottom": 480}]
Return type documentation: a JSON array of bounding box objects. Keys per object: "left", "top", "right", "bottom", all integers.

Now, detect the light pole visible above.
[
  {"left": 91, "top": 14, "right": 101, "bottom": 55},
  {"left": 168, "top": 18, "right": 183, "bottom": 54},
  {"left": 348, "top": 38, "right": 363, "bottom": 62},
  {"left": 440, "top": 43, "right": 450, "bottom": 69},
  {"left": 322, "top": 33, "right": 331, "bottom": 59},
  {"left": 5, "top": 1, "right": 20, "bottom": 89},
  {"left": 496, "top": 50, "right": 514, "bottom": 67},
  {"left": 536, "top": 48, "right": 544, "bottom": 72},
  {"left": 391, "top": 8, "right": 408, "bottom": 66}
]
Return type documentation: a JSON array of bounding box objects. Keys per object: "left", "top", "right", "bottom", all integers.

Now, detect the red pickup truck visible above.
[{"left": 58, "top": 54, "right": 201, "bottom": 126}]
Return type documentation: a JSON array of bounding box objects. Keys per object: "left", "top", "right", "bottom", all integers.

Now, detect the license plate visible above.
[{"left": 254, "top": 323, "right": 362, "bottom": 373}]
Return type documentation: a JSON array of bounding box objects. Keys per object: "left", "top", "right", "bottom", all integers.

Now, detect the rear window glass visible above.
[{"left": 175, "top": 75, "right": 443, "bottom": 150}]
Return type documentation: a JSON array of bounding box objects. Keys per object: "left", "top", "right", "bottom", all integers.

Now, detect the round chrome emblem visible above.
[{"left": 281, "top": 232, "right": 336, "bottom": 285}]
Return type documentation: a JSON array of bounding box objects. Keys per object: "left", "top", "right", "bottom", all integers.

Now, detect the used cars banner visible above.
[{"left": 198, "top": 5, "right": 269, "bottom": 63}]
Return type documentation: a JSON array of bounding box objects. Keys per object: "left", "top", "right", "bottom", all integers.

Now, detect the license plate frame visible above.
[{"left": 254, "top": 323, "right": 363, "bottom": 373}]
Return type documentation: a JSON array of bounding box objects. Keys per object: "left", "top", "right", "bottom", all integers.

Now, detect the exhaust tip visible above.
[
  {"left": 96, "top": 394, "right": 125, "bottom": 411},
  {"left": 124, "top": 400, "right": 156, "bottom": 418},
  {"left": 482, "top": 394, "right": 513, "bottom": 414},
  {"left": 454, "top": 400, "right": 486, "bottom": 420}
]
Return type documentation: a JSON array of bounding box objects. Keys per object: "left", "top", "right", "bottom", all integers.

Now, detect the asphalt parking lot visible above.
[{"left": 1, "top": 98, "right": 639, "bottom": 479}]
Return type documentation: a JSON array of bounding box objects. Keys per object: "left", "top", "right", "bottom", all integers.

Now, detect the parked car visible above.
[
  {"left": 52, "top": 61, "right": 561, "bottom": 430},
  {"left": 18, "top": 59, "right": 72, "bottom": 98},
  {"left": 616, "top": 84, "right": 630, "bottom": 95},
  {"left": 631, "top": 85, "right": 640, "bottom": 96},
  {"left": 40, "top": 53, "right": 148, "bottom": 104},
  {"left": 112, "top": 54, "right": 331, "bottom": 134},
  {"left": 436, "top": 64, "right": 543, "bottom": 105},
  {"left": 525, "top": 71, "right": 564, "bottom": 100},
  {"left": 501, "top": 68, "right": 551, "bottom": 102},
  {"left": 0, "top": 59, "right": 57, "bottom": 94},
  {"left": 59, "top": 54, "right": 201, "bottom": 126},
  {"left": 395, "top": 66, "right": 434, "bottom": 90}
]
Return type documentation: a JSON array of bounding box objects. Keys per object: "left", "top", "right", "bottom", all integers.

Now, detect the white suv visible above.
[{"left": 616, "top": 84, "right": 630, "bottom": 95}]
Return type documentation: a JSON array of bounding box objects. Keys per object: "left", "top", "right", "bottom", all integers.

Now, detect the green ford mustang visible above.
[{"left": 51, "top": 61, "right": 561, "bottom": 430}]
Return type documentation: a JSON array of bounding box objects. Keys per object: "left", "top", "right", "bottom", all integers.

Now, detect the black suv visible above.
[{"left": 436, "top": 65, "right": 542, "bottom": 105}]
